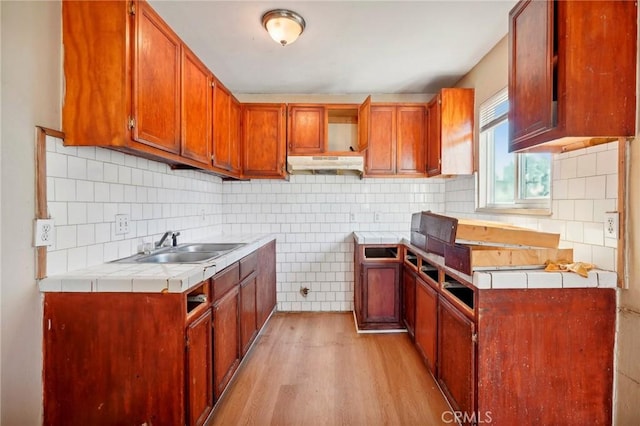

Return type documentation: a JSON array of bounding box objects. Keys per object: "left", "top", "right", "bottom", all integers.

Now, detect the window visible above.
[{"left": 478, "top": 89, "right": 551, "bottom": 213}]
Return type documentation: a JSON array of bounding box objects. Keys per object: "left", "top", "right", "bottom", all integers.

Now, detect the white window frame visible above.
[{"left": 476, "top": 88, "right": 552, "bottom": 215}]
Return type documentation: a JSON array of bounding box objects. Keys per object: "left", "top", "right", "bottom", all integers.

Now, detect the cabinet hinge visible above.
[
  {"left": 128, "top": 117, "right": 136, "bottom": 130},
  {"left": 129, "top": 1, "right": 136, "bottom": 15},
  {"left": 211, "top": 81, "right": 216, "bottom": 88},
  {"left": 472, "top": 332, "right": 478, "bottom": 344},
  {"left": 211, "top": 154, "right": 215, "bottom": 162}
]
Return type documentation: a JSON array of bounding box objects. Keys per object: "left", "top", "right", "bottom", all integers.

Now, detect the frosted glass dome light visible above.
[{"left": 262, "top": 9, "right": 306, "bottom": 46}]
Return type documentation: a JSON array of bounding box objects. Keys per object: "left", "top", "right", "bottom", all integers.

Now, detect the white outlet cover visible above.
[
  {"left": 34, "top": 219, "right": 55, "bottom": 247},
  {"left": 604, "top": 212, "right": 619, "bottom": 239},
  {"left": 115, "top": 214, "right": 130, "bottom": 235}
]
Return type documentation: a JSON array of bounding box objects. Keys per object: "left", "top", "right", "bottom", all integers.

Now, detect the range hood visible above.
[{"left": 287, "top": 155, "right": 365, "bottom": 177}]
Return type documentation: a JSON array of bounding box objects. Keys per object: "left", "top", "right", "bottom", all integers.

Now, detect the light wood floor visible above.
[{"left": 209, "top": 312, "right": 451, "bottom": 426}]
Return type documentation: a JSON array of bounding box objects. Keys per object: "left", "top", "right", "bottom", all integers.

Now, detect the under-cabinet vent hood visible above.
[{"left": 287, "top": 155, "right": 365, "bottom": 177}]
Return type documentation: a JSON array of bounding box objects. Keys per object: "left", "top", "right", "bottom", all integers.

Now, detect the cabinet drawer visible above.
[
  {"left": 239, "top": 252, "right": 258, "bottom": 281},
  {"left": 213, "top": 263, "right": 239, "bottom": 301}
]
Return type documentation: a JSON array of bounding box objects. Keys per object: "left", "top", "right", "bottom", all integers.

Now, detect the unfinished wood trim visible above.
[
  {"left": 35, "top": 126, "right": 65, "bottom": 280},
  {"left": 618, "top": 137, "right": 628, "bottom": 288}
]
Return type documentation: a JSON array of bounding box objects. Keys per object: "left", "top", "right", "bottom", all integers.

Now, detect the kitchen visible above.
[{"left": 1, "top": 1, "right": 640, "bottom": 425}]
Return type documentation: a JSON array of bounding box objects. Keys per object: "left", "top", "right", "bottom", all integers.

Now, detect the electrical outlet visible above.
[
  {"left": 115, "top": 214, "right": 130, "bottom": 235},
  {"left": 374, "top": 212, "right": 381, "bottom": 222},
  {"left": 200, "top": 209, "right": 206, "bottom": 222},
  {"left": 350, "top": 212, "right": 356, "bottom": 222},
  {"left": 604, "top": 212, "right": 619, "bottom": 239},
  {"left": 34, "top": 219, "right": 55, "bottom": 247}
]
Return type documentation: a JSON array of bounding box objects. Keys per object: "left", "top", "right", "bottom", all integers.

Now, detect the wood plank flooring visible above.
[{"left": 208, "top": 312, "right": 451, "bottom": 425}]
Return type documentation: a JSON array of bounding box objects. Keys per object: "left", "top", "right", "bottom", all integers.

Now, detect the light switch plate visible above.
[
  {"left": 604, "top": 212, "right": 619, "bottom": 239},
  {"left": 115, "top": 214, "right": 130, "bottom": 235},
  {"left": 34, "top": 219, "right": 55, "bottom": 247}
]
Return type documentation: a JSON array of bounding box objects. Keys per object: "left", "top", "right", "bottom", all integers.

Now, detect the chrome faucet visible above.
[{"left": 156, "top": 230, "right": 180, "bottom": 248}]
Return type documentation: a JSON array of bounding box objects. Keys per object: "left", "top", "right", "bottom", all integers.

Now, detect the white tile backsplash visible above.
[
  {"left": 444, "top": 141, "right": 619, "bottom": 271},
  {"left": 46, "top": 134, "right": 618, "bottom": 312},
  {"left": 222, "top": 175, "right": 445, "bottom": 312},
  {"left": 46, "top": 136, "right": 223, "bottom": 272}
]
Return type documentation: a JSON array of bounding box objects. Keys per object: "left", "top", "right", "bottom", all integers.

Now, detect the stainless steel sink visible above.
[
  {"left": 135, "top": 251, "right": 221, "bottom": 263},
  {"left": 112, "top": 241, "right": 247, "bottom": 263},
  {"left": 175, "top": 243, "right": 245, "bottom": 252}
]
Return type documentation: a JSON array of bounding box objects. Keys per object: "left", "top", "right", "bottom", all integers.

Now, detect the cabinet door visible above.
[
  {"left": 415, "top": 277, "right": 438, "bottom": 374},
  {"left": 438, "top": 296, "right": 475, "bottom": 423},
  {"left": 509, "top": 0, "right": 554, "bottom": 146},
  {"left": 440, "top": 88, "right": 474, "bottom": 176},
  {"left": 362, "top": 263, "right": 401, "bottom": 324},
  {"left": 181, "top": 47, "right": 211, "bottom": 165},
  {"left": 242, "top": 104, "right": 287, "bottom": 179},
  {"left": 397, "top": 105, "right": 426, "bottom": 175},
  {"left": 426, "top": 97, "right": 441, "bottom": 176},
  {"left": 402, "top": 266, "right": 416, "bottom": 337},
  {"left": 213, "top": 286, "right": 240, "bottom": 399},
  {"left": 212, "top": 81, "right": 231, "bottom": 171},
  {"left": 229, "top": 97, "right": 242, "bottom": 175},
  {"left": 357, "top": 95, "right": 371, "bottom": 151},
  {"left": 239, "top": 274, "right": 258, "bottom": 356},
  {"left": 256, "top": 240, "right": 277, "bottom": 329},
  {"left": 366, "top": 106, "right": 397, "bottom": 176},
  {"left": 186, "top": 309, "right": 213, "bottom": 426},
  {"left": 133, "top": 1, "right": 181, "bottom": 154},
  {"left": 288, "top": 105, "right": 326, "bottom": 154}
]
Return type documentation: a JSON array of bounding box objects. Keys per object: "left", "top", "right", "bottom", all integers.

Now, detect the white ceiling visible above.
[{"left": 149, "top": 0, "right": 517, "bottom": 94}]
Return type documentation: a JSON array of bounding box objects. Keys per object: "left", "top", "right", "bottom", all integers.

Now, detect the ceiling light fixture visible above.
[{"left": 261, "top": 9, "right": 306, "bottom": 47}]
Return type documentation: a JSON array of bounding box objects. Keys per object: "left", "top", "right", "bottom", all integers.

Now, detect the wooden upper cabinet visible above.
[
  {"left": 212, "top": 81, "right": 232, "bottom": 171},
  {"left": 181, "top": 47, "right": 212, "bottom": 165},
  {"left": 357, "top": 96, "right": 372, "bottom": 152},
  {"left": 396, "top": 105, "right": 426, "bottom": 175},
  {"left": 509, "top": 0, "right": 637, "bottom": 152},
  {"left": 229, "top": 97, "right": 242, "bottom": 176},
  {"left": 62, "top": 0, "right": 234, "bottom": 171},
  {"left": 242, "top": 104, "right": 287, "bottom": 179},
  {"left": 426, "top": 88, "right": 474, "bottom": 177},
  {"left": 366, "top": 103, "right": 427, "bottom": 177},
  {"left": 132, "top": 1, "right": 181, "bottom": 154},
  {"left": 366, "top": 105, "right": 397, "bottom": 175},
  {"left": 287, "top": 105, "right": 326, "bottom": 155},
  {"left": 426, "top": 99, "right": 441, "bottom": 176}
]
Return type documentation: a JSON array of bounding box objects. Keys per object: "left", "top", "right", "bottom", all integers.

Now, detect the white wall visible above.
[{"left": 1, "top": 1, "right": 61, "bottom": 424}]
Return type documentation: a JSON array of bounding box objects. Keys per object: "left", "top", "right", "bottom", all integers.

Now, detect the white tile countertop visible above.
[
  {"left": 352, "top": 231, "right": 617, "bottom": 290},
  {"left": 38, "top": 234, "right": 276, "bottom": 294}
]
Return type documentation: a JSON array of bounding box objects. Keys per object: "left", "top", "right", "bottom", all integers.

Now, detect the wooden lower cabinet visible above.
[
  {"left": 239, "top": 273, "right": 258, "bottom": 356},
  {"left": 354, "top": 244, "right": 402, "bottom": 330},
  {"left": 437, "top": 296, "right": 476, "bottom": 424},
  {"left": 43, "top": 284, "right": 207, "bottom": 425},
  {"left": 212, "top": 240, "right": 277, "bottom": 401},
  {"left": 476, "top": 289, "right": 615, "bottom": 425},
  {"left": 402, "top": 265, "right": 416, "bottom": 337},
  {"left": 397, "top": 245, "right": 616, "bottom": 425},
  {"left": 186, "top": 309, "right": 214, "bottom": 426},
  {"left": 256, "top": 240, "right": 277, "bottom": 329},
  {"left": 414, "top": 277, "right": 438, "bottom": 374},
  {"left": 212, "top": 285, "right": 240, "bottom": 399},
  {"left": 43, "top": 241, "right": 277, "bottom": 425},
  {"left": 360, "top": 263, "right": 402, "bottom": 328}
]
